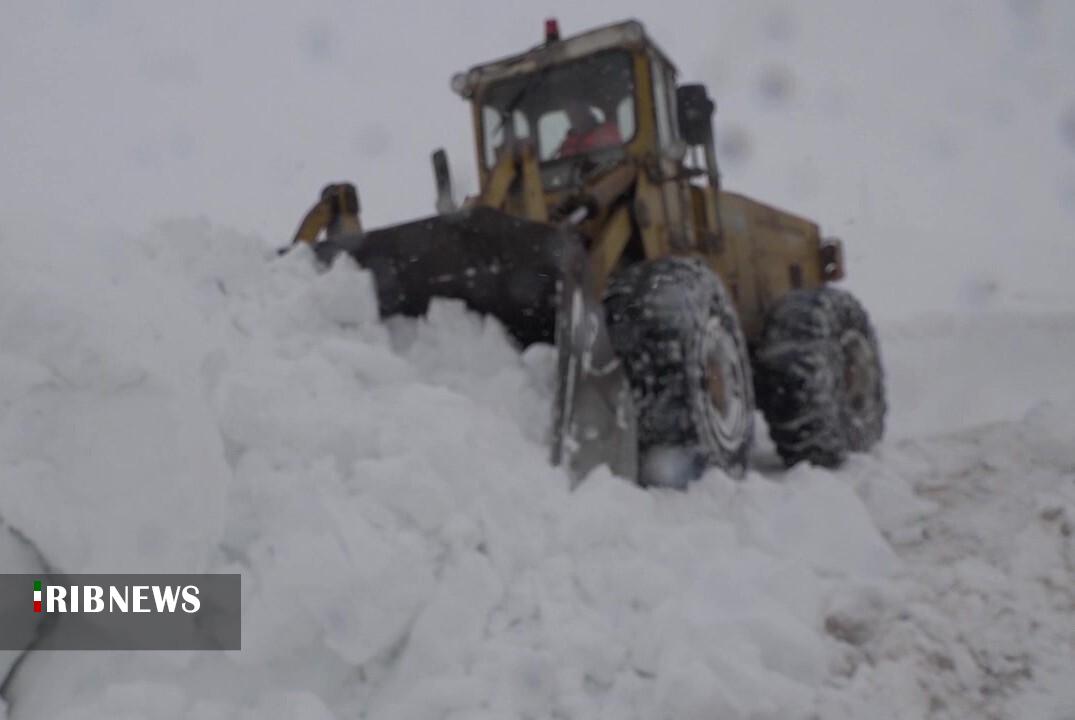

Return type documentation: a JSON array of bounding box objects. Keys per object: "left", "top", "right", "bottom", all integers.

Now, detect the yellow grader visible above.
[{"left": 292, "top": 19, "right": 885, "bottom": 486}]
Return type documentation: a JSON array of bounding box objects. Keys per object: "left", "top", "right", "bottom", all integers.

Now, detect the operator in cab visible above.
[{"left": 557, "top": 99, "right": 622, "bottom": 157}]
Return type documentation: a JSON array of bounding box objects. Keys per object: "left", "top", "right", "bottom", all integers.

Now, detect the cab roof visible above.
[{"left": 452, "top": 19, "right": 675, "bottom": 99}]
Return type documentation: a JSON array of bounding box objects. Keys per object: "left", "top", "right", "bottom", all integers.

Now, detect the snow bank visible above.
[
  {"left": 0, "top": 222, "right": 899, "bottom": 719},
  {"left": 2, "top": 222, "right": 1073, "bottom": 718},
  {"left": 881, "top": 312, "right": 1075, "bottom": 440}
]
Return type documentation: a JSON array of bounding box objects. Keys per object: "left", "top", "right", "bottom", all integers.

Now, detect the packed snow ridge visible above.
[{"left": 0, "top": 221, "right": 1073, "bottom": 719}]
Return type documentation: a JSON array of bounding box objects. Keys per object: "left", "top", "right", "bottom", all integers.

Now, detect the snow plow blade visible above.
[{"left": 320, "top": 207, "right": 637, "bottom": 483}]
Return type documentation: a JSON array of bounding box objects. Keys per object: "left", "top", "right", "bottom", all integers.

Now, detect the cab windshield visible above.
[{"left": 479, "top": 50, "right": 636, "bottom": 169}]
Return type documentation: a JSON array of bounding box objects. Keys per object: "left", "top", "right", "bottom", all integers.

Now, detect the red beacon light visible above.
[{"left": 544, "top": 18, "right": 560, "bottom": 43}]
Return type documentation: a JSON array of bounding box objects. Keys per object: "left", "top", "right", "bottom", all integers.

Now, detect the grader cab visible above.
[{"left": 293, "top": 19, "right": 885, "bottom": 486}]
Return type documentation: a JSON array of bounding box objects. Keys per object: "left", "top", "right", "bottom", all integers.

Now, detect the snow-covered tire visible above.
[
  {"left": 604, "top": 257, "right": 754, "bottom": 485},
  {"left": 754, "top": 287, "right": 885, "bottom": 468}
]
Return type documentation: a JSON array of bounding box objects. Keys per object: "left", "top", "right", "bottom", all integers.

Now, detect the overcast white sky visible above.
[{"left": 3, "top": 0, "right": 1074, "bottom": 316}]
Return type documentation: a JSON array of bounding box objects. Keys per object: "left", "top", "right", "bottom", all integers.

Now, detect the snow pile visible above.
[{"left": 1, "top": 223, "right": 910, "bottom": 719}]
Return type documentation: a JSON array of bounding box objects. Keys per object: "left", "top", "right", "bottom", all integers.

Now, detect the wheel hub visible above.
[
  {"left": 707, "top": 357, "right": 728, "bottom": 412},
  {"left": 699, "top": 317, "right": 749, "bottom": 447}
]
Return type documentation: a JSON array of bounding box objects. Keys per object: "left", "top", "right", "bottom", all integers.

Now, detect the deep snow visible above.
[
  {"left": 2, "top": 0, "right": 1075, "bottom": 717},
  {"left": 1, "top": 223, "right": 1073, "bottom": 718}
]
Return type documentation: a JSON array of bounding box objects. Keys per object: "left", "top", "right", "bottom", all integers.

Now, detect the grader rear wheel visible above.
[{"left": 754, "top": 287, "right": 886, "bottom": 468}]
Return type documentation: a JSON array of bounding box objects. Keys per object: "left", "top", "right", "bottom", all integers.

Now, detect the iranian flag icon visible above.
[{"left": 33, "top": 580, "right": 42, "bottom": 613}]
